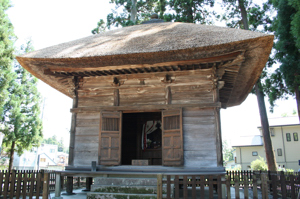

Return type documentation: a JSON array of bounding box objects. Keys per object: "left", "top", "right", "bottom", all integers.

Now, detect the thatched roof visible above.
[{"left": 16, "top": 22, "right": 273, "bottom": 108}]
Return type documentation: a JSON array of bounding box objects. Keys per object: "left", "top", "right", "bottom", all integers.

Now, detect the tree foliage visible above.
[
  {"left": 92, "top": 0, "right": 159, "bottom": 33},
  {"left": 1, "top": 40, "right": 43, "bottom": 170},
  {"left": 92, "top": 0, "right": 218, "bottom": 34},
  {"left": 222, "top": 140, "right": 234, "bottom": 163},
  {"left": 0, "top": 0, "right": 15, "bottom": 117},
  {"left": 251, "top": 156, "right": 268, "bottom": 171},
  {"left": 221, "top": 0, "right": 273, "bottom": 31},
  {"left": 166, "top": 0, "right": 215, "bottom": 24},
  {"left": 271, "top": 0, "right": 300, "bottom": 120},
  {"left": 43, "top": 135, "right": 67, "bottom": 152},
  {"left": 287, "top": 0, "right": 300, "bottom": 50}
]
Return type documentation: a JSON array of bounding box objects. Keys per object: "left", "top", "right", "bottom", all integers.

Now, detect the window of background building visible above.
[
  {"left": 50, "top": 149, "right": 55, "bottom": 153},
  {"left": 286, "top": 133, "right": 291, "bottom": 142},
  {"left": 277, "top": 148, "right": 282, "bottom": 156},
  {"left": 252, "top": 151, "right": 258, "bottom": 156},
  {"left": 293, "top": 132, "right": 298, "bottom": 141},
  {"left": 40, "top": 158, "right": 46, "bottom": 162}
]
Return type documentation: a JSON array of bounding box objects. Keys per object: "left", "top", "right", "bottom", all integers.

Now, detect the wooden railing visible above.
[
  {"left": 0, "top": 170, "right": 49, "bottom": 199},
  {"left": 157, "top": 171, "right": 300, "bottom": 199}
]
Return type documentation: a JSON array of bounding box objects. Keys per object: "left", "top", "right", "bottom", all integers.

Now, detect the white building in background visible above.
[
  {"left": 13, "top": 144, "right": 65, "bottom": 170},
  {"left": 233, "top": 116, "right": 300, "bottom": 171}
]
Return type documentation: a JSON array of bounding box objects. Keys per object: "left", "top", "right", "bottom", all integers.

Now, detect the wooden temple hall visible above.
[{"left": 17, "top": 21, "right": 273, "bottom": 174}]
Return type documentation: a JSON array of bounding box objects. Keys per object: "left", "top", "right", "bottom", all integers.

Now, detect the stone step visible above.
[
  {"left": 93, "top": 177, "right": 157, "bottom": 186},
  {"left": 91, "top": 185, "right": 159, "bottom": 194},
  {"left": 87, "top": 192, "right": 158, "bottom": 199}
]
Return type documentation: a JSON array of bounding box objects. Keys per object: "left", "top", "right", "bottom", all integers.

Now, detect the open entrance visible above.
[{"left": 121, "top": 112, "right": 162, "bottom": 165}]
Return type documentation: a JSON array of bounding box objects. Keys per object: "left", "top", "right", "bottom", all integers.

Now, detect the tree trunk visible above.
[
  {"left": 187, "top": 1, "right": 193, "bottom": 23},
  {"left": 238, "top": 0, "right": 249, "bottom": 30},
  {"left": 238, "top": 0, "right": 277, "bottom": 171},
  {"left": 130, "top": 0, "right": 137, "bottom": 23},
  {"left": 255, "top": 81, "right": 277, "bottom": 171},
  {"left": 295, "top": 85, "right": 300, "bottom": 122},
  {"left": 8, "top": 141, "right": 15, "bottom": 170}
]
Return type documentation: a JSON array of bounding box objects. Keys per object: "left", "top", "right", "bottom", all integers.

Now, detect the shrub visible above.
[{"left": 251, "top": 156, "right": 268, "bottom": 171}]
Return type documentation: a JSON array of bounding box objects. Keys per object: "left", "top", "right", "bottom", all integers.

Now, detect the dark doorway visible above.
[{"left": 121, "top": 112, "right": 162, "bottom": 165}]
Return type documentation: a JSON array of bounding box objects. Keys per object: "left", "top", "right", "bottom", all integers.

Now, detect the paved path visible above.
[
  {"left": 49, "top": 187, "right": 274, "bottom": 199},
  {"left": 50, "top": 189, "right": 87, "bottom": 199}
]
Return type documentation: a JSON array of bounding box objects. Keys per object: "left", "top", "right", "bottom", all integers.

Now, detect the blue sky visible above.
[{"left": 6, "top": 0, "right": 298, "bottom": 147}]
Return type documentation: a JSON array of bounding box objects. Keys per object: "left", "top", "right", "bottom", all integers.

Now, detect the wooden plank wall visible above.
[
  {"left": 74, "top": 112, "right": 100, "bottom": 166},
  {"left": 77, "top": 69, "right": 215, "bottom": 108},
  {"left": 73, "top": 69, "right": 218, "bottom": 166},
  {"left": 183, "top": 107, "right": 217, "bottom": 167}
]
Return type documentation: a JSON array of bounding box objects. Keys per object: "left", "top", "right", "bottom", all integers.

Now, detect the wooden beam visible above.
[{"left": 70, "top": 102, "right": 221, "bottom": 113}]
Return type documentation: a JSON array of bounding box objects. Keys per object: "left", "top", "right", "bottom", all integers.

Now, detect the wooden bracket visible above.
[
  {"left": 161, "top": 74, "right": 174, "bottom": 83},
  {"left": 112, "top": 77, "right": 124, "bottom": 87}
]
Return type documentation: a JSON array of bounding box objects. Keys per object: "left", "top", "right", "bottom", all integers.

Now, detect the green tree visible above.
[
  {"left": 43, "top": 135, "right": 65, "bottom": 152},
  {"left": 167, "top": 0, "right": 215, "bottom": 24},
  {"left": 221, "top": 0, "right": 277, "bottom": 171},
  {"left": 222, "top": 140, "right": 234, "bottom": 163},
  {"left": 272, "top": 0, "right": 300, "bottom": 121},
  {"left": 251, "top": 156, "right": 268, "bottom": 171},
  {"left": 92, "top": 0, "right": 159, "bottom": 33},
  {"left": 288, "top": 0, "right": 300, "bottom": 50},
  {"left": 1, "top": 41, "right": 43, "bottom": 170},
  {"left": 0, "top": 0, "right": 15, "bottom": 117}
]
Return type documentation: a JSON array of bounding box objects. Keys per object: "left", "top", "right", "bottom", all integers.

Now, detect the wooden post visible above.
[
  {"left": 42, "top": 173, "right": 50, "bottom": 199},
  {"left": 66, "top": 177, "right": 74, "bottom": 195},
  {"left": 261, "top": 173, "right": 268, "bottom": 199},
  {"left": 253, "top": 174, "right": 258, "bottom": 199},
  {"left": 157, "top": 174, "right": 163, "bottom": 199},
  {"left": 280, "top": 172, "right": 287, "bottom": 198},
  {"left": 166, "top": 176, "right": 171, "bottom": 199},
  {"left": 226, "top": 176, "right": 231, "bottom": 199},
  {"left": 244, "top": 176, "right": 249, "bottom": 199},
  {"left": 234, "top": 175, "right": 240, "bottom": 199},
  {"left": 84, "top": 177, "right": 93, "bottom": 191},
  {"left": 66, "top": 76, "right": 79, "bottom": 194},
  {"left": 10, "top": 170, "right": 16, "bottom": 198},
  {"left": 53, "top": 173, "right": 63, "bottom": 199},
  {"left": 165, "top": 86, "right": 172, "bottom": 105},
  {"left": 77, "top": 177, "right": 80, "bottom": 188},
  {"left": 114, "top": 89, "right": 119, "bottom": 106}
]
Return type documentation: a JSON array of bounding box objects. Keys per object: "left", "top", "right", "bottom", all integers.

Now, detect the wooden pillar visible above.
[
  {"left": 65, "top": 177, "right": 74, "bottom": 195},
  {"left": 83, "top": 177, "right": 93, "bottom": 191},
  {"left": 66, "top": 76, "right": 79, "bottom": 195},
  {"left": 214, "top": 70, "right": 223, "bottom": 167},
  {"left": 215, "top": 107, "right": 223, "bottom": 167}
]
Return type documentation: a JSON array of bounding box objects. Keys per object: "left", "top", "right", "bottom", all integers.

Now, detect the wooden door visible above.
[
  {"left": 99, "top": 111, "right": 122, "bottom": 165},
  {"left": 162, "top": 109, "right": 183, "bottom": 166}
]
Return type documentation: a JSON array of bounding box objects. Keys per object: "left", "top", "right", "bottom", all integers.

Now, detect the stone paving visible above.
[{"left": 49, "top": 187, "right": 276, "bottom": 199}]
